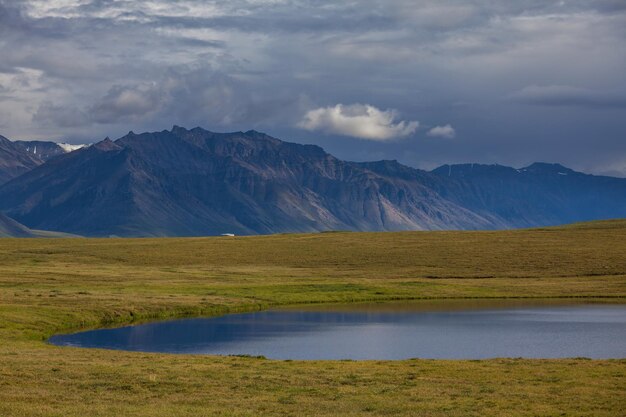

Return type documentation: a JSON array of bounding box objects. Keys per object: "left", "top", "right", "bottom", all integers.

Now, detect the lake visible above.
[{"left": 49, "top": 300, "right": 626, "bottom": 360}]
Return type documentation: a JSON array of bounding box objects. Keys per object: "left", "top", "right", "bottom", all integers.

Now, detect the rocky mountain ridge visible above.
[{"left": 0, "top": 127, "right": 624, "bottom": 237}]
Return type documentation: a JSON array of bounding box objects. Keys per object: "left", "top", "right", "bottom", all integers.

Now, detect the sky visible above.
[{"left": 0, "top": 0, "right": 625, "bottom": 176}]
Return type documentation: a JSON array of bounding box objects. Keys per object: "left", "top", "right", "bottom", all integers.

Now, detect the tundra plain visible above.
[{"left": 1, "top": 220, "right": 625, "bottom": 416}]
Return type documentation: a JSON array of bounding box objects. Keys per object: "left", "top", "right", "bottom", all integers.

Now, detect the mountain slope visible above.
[
  {"left": 0, "top": 135, "right": 43, "bottom": 185},
  {"left": 0, "top": 127, "right": 624, "bottom": 237},
  {"left": 0, "top": 127, "right": 492, "bottom": 236},
  {"left": 431, "top": 163, "right": 626, "bottom": 227},
  {"left": 0, "top": 212, "right": 75, "bottom": 238},
  {"left": 0, "top": 212, "right": 35, "bottom": 237},
  {"left": 14, "top": 140, "right": 88, "bottom": 162}
]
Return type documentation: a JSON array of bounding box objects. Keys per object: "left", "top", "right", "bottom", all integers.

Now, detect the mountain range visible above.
[
  {"left": 0, "top": 135, "right": 87, "bottom": 184},
  {"left": 14, "top": 140, "right": 86, "bottom": 162},
  {"left": 0, "top": 135, "right": 42, "bottom": 185},
  {"left": 0, "top": 126, "right": 624, "bottom": 237}
]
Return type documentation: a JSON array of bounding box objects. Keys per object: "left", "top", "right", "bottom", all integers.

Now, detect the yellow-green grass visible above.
[{"left": 1, "top": 220, "right": 625, "bottom": 416}]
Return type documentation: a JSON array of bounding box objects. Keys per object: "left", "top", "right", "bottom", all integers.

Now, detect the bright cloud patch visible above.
[
  {"left": 298, "top": 104, "right": 418, "bottom": 141},
  {"left": 427, "top": 124, "right": 456, "bottom": 138}
]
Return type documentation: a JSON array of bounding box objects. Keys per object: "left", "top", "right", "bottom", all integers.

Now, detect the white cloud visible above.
[
  {"left": 427, "top": 124, "right": 456, "bottom": 139},
  {"left": 298, "top": 104, "right": 418, "bottom": 141}
]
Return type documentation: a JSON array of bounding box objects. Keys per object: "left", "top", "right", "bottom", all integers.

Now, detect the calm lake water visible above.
[{"left": 49, "top": 300, "right": 626, "bottom": 360}]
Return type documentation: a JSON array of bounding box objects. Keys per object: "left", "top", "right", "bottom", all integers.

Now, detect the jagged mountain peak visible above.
[
  {"left": 355, "top": 160, "right": 430, "bottom": 181},
  {"left": 115, "top": 126, "right": 329, "bottom": 164},
  {"left": 362, "top": 159, "right": 403, "bottom": 169},
  {"left": 93, "top": 137, "right": 123, "bottom": 152}
]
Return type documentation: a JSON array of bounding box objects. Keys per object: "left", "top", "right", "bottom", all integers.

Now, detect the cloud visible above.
[
  {"left": 32, "top": 66, "right": 308, "bottom": 131},
  {"left": 88, "top": 84, "right": 163, "bottom": 124},
  {"left": 597, "top": 157, "right": 626, "bottom": 178},
  {"left": 427, "top": 124, "right": 456, "bottom": 139},
  {"left": 510, "top": 85, "right": 626, "bottom": 109},
  {"left": 0, "top": 0, "right": 625, "bottom": 177},
  {"left": 298, "top": 104, "right": 418, "bottom": 141},
  {"left": 33, "top": 101, "right": 89, "bottom": 127},
  {"left": 34, "top": 84, "right": 164, "bottom": 127}
]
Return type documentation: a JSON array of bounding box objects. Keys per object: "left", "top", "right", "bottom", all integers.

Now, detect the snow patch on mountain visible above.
[{"left": 58, "top": 143, "right": 88, "bottom": 152}]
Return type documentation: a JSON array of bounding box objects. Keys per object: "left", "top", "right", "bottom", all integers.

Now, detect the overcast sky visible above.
[{"left": 1, "top": 0, "right": 625, "bottom": 175}]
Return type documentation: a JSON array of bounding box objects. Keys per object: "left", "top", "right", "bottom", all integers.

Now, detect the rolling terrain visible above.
[
  {"left": 0, "top": 220, "right": 624, "bottom": 416},
  {"left": 0, "top": 127, "right": 624, "bottom": 237}
]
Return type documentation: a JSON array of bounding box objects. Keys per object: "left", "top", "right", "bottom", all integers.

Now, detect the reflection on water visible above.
[{"left": 49, "top": 300, "right": 626, "bottom": 360}]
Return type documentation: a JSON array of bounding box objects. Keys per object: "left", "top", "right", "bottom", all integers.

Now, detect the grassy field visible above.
[{"left": 1, "top": 220, "right": 625, "bottom": 416}]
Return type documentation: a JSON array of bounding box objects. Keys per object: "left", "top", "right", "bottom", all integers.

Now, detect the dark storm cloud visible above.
[
  {"left": 33, "top": 101, "right": 88, "bottom": 128},
  {"left": 33, "top": 66, "right": 309, "bottom": 130},
  {"left": 511, "top": 86, "right": 626, "bottom": 109},
  {"left": 0, "top": 0, "right": 625, "bottom": 176}
]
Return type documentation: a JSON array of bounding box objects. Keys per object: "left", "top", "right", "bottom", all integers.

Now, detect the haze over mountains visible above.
[{"left": 0, "top": 127, "right": 624, "bottom": 237}]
